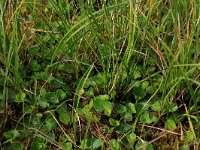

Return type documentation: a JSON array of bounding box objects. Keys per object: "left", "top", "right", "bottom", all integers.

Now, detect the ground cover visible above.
[{"left": 0, "top": 0, "right": 199, "bottom": 149}]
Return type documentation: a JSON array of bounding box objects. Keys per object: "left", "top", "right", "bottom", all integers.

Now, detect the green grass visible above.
[{"left": 0, "top": 0, "right": 199, "bottom": 149}]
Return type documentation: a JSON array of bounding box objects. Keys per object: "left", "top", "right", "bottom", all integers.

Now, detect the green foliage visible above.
[
  {"left": 43, "top": 117, "right": 57, "bottom": 132},
  {"left": 93, "top": 94, "right": 112, "bottom": 116},
  {"left": 109, "top": 139, "right": 121, "bottom": 150},
  {"left": 80, "top": 138, "right": 103, "bottom": 149},
  {"left": 135, "top": 141, "right": 154, "bottom": 150},
  {"left": 126, "top": 132, "right": 137, "bottom": 143},
  {"left": 15, "top": 92, "right": 26, "bottom": 103},
  {"left": 109, "top": 118, "right": 120, "bottom": 127},
  {"left": 126, "top": 103, "right": 136, "bottom": 114},
  {"left": 165, "top": 117, "right": 177, "bottom": 130},
  {"left": 184, "top": 131, "right": 195, "bottom": 142},
  {"left": 0, "top": 0, "right": 199, "bottom": 149},
  {"left": 3, "top": 130, "right": 20, "bottom": 141},
  {"left": 139, "top": 111, "right": 158, "bottom": 124},
  {"left": 30, "top": 138, "right": 47, "bottom": 150}
]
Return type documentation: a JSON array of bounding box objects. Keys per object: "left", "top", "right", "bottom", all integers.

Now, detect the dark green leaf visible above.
[
  {"left": 114, "top": 104, "right": 127, "bottom": 115},
  {"left": 139, "top": 111, "right": 157, "bottom": 124},
  {"left": 59, "top": 113, "right": 70, "bottom": 125},
  {"left": 57, "top": 89, "right": 66, "bottom": 100},
  {"left": 42, "top": 92, "right": 59, "bottom": 104},
  {"left": 126, "top": 103, "right": 136, "bottom": 114},
  {"left": 123, "top": 112, "right": 133, "bottom": 121},
  {"left": 43, "top": 117, "right": 57, "bottom": 131},
  {"left": 57, "top": 103, "right": 67, "bottom": 114},
  {"left": 93, "top": 96, "right": 112, "bottom": 113},
  {"left": 3, "top": 129, "right": 20, "bottom": 140},
  {"left": 116, "top": 123, "right": 132, "bottom": 133},
  {"left": 30, "top": 138, "right": 47, "bottom": 150},
  {"left": 133, "top": 87, "right": 146, "bottom": 98},
  {"left": 10, "top": 143, "right": 24, "bottom": 150},
  {"left": 50, "top": 77, "right": 63, "bottom": 89}
]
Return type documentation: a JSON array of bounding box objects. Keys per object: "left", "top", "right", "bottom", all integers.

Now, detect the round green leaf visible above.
[
  {"left": 165, "top": 118, "right": 176, "bottom": 130},
  {"left": 116, "top": 123, "right": 132, "bottom": 133},
  {"left": 3, "top": 129, "right": 20, "bottom": 140},
  {"left": 57, "top": 103, "right": 67, "bottom": 114},
  {"left": 126, "top": 132, "right": 137, "bottom": 143},
  {"left": 30, "top": 138, "right": 47, "bottom": 150},
  {"left": 109, "top": 118, "right": 120, "bottom": 126},
  {"left": 92, "top": 138, "right": 103, "bottom": 149},
  {"left": 133, "top": 87, "right": 146, "bottom": 98},
  {"left": 109, "top": 139, "right": 121, "bottom": 150},
  {"left": 42, "top": 91, "right": 59, "bottom": 104},
  {"left": 63, "top": 142, "right": 73, "bottom": 150},
  {"left": 15, "top": 92, "right": 26, "bottom": 103},
  {"left": 142, "top": 81, "right": 149, "bottom": 89},
  {"left": 50, "top": 77, "right": 63, "bottom": 89},
  {"left": 140, "top": 111, "right": 157, "bottom": 124},
  {"left": 126, "top": 103, "right": 136, "bottom": 114},
  {"left": 104, "top": 108, "right": 112, "bottom": 116},
  {"left": 57, "top": 89, "right": 66, "bottom": 100},
  {"left": 44, "top": 117, "right": 57, "bottom": 131},
  {"left": 123, "top": 112, "right": 133, "bottom": 121},
  {"left": 184, "top": 131, "right": 195, "bottom": 142},
  {"left": 151, "top": 101, "right": 162, "bottom": 112},
  {"left": 93, "top": 98, "right": 112, "bottom": 113},
  {"left": 114, "top": 104, "right": 127, "bottom": 115},
  {"left": 59, "top": 113, "right": 70, "bottom": 125}
]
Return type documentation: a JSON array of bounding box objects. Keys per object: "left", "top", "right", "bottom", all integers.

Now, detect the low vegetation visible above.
[{"left": 0, "top": 0, "right": 199, "bottom": 149}]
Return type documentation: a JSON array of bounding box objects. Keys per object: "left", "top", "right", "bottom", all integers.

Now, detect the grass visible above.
[{"left": 0, "top": 0, "right": 199, "bottom": 149}]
